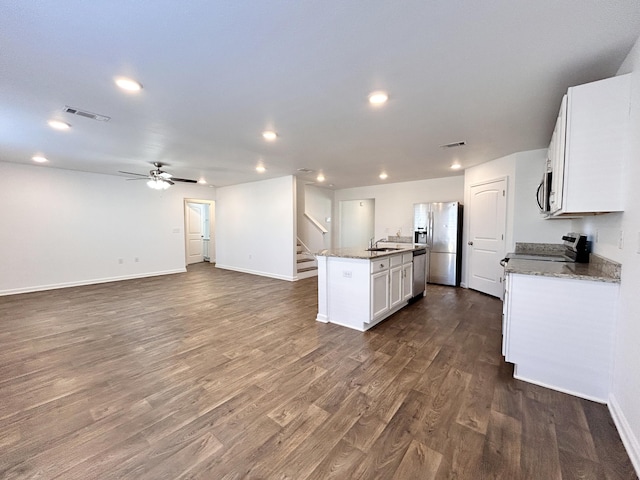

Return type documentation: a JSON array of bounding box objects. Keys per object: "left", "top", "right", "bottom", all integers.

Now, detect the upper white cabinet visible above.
[{"left": 549, "top": 74, "right": 631, "bottom": 216}]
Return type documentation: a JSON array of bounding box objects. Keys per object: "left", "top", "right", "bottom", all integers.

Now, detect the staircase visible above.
[{"left": 296, "top": 240, "right": 318, "bottom": 279}]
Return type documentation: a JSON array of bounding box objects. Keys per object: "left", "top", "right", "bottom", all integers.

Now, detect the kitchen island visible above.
[{"left": 315, "top": 244, "right": 426, "bottom": 331}]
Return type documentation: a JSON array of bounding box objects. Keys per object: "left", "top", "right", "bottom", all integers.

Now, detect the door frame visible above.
[
  {"left": 464, "top": 176, "right": 508, "bottom": 298},
  {"left": 183, "top": 198, "right": 216, "bottom": 265}
]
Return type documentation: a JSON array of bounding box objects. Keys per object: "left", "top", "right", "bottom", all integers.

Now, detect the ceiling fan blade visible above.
[
  {"left": 171, "top": 177, "right": 198, "bottom": 183},
  {"left": 126, "top": 177, "right": 149, "bottom": 181},
  {"left": 119, "top": 171, "right": 149, "bottom": 177}
]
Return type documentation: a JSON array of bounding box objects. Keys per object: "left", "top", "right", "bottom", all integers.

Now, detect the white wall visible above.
[
  {"left": 334, "top": 176, "right": 464, "bottom": 243},
  {"left": 0, "top": 162, "right": 216, "bottom": 295},
  {"left": 298, "top": 184, "right": 332, "bottom": 253},
  {"left": 574, "top": 36, "right": 640, "bottom": 473},
  {"left": 215, "top": 175, "right": 296, "bottom": 281}
]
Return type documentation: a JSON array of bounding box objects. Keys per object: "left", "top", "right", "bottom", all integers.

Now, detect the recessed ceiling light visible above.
[
  {"left": 115, "top": 77, "right": 143, "bottom": 92},
  {"left": 368, "top": 91, "right": 389, "bottom": 105},
  {"left": 198, "top": 179, "right": 207, "bottom": 184},
  {"left": 48, "top": 120, "right": 71, "bottom": 130},
  {"left": 32, "top": 155, "right": 48, "bottom": 163},
  {"left": 450, "top": 163, "right": 462, "bottom": 170},
  {"left": 262, "top": 131, "right": 277, "bottom": 141},
  {"left": 379, "top": 172, "right": 388, "bottom": 180},
  {"left": 256, "top": 164, "right": 266, "bottom": 173},
  {"left": 317, "top": 174, "right": 325, "bottom": 182}
]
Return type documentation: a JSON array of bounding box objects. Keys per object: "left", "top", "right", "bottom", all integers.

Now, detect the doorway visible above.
[
  {"left": 467, "top": 178, "right": 507, "bottom": 298},
  {"left": 184, "top": 199, "right": 215, "bottom": 265},
  {"left": 338, "top": 199, "right": 374, "bottom": 248}
]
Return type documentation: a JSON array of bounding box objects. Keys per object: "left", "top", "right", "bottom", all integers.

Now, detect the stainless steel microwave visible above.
[{"left": 536, "top": 170, "right": 552, "bottom": 213}]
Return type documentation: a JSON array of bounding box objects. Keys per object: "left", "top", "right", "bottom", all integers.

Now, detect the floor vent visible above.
[{"left": 63, "top": 106, "right": 111, "bottom": 122}]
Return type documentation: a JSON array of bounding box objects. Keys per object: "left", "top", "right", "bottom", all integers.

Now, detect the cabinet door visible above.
[
  {"left": 402, "top": 263, "right": 413, "bottom": 301},
  {"left": 389, "top": 266, "right": 403, "bottom": 309},
  {"left": 549, "top": 95, "right": 567, "bottom": 214},
  {"left": 370, "top": 270, "right": 390, "bottom": 320}
]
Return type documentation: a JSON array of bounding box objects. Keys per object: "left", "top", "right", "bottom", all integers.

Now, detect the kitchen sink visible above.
[{"left": 365, "top": 247, "right": 402, "bottom": 252}]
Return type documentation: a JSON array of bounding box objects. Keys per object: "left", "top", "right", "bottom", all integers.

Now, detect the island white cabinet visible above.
[
  {"left": 502, "top": 272, "right": 619, "bottom": 402},
  {"left": 317, "top": 250, "right": 416, "bottom": 331},
  {"left": 549, "top": 74, "right": 631, "bottom": 216}
]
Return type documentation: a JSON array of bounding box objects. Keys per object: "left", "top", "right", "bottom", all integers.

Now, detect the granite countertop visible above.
[
  {"left": 505, "top": 254, "right": 621, "bottom": 283},
  {"left": 316, "top": 244, "right": 424, "bottom": 260}
]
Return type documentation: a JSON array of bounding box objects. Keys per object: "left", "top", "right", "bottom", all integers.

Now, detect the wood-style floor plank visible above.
[{"left": 0, "top": 263, "right": 636, "bottom": 479}]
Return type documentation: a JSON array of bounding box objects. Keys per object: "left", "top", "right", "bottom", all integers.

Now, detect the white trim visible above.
[
  {"left": 0, "top": 269, "right": 186, "bottom": 296},
  {"left": 513, "top": 369, "right": 607, "bottom": 404},
  {"left": 214, "top": 264, "right": 296, "bottom": 282},
  {"left": 315, "top": 314, "right": 329, "bottom": 323},
  {"left": 609, "top": 394, "right": 640, "bottom": 477}
]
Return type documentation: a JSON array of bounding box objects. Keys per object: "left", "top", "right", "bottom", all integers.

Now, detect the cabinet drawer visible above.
[
  {"left": 402, "top": 252, "right": 412, "bottom": 264},
  {"left": 390, "top": 254, "right": 402, "bottom": 268},
  {"left": 371, "top": 258, "right": 390, "bottom": 273}
]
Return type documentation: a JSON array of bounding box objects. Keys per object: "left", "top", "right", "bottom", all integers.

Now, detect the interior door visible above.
[
  {"left": 467, "top": 178, "right": 507, "bottom": 298},
  {"left": 185, "top": 202, "right": 204, "bottom": 264}
]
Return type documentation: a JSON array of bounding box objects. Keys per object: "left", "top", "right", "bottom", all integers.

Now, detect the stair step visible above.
[
  {"left": 297, "top": 266, "right": 318, "bottom": 273},
  {"left": 297, "top": 258, "right": 314, "bottom": 264}
]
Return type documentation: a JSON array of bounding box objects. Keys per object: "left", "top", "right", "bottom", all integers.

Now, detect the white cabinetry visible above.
[
  {"left": 549, "top": 74, "right": 631, "bottom": 216},
  {"left": 371, "top": 269, "right": 390, "bottom": 319},
  {"left": 502, "top": 273, "right": 618, "bottom": 402},
  {"left": 316, "top": 251, "right": 417, "bottom": 332}
]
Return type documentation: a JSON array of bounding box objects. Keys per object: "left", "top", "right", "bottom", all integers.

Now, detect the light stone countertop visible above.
[
  {"left": 505, "top": 254, "right": 621, "bottom": 283},
  {"left": 315, "top": 244, "right": 425, "bottom": 260}
]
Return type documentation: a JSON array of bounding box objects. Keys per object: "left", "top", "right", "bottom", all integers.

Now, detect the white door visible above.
[
  {"left": 185, "top": 202, "right": 204, "bottom": 264},
  {"left": 467, "top": 178, "right": 507, "bottom": 298}
]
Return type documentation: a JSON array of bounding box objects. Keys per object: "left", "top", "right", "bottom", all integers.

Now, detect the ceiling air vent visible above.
[
  {"left": 440, "top": 141, "right": 466, "bottom": 149},
  {"left": 297, "top": 168, "right": 314, "bottom": 173},
  {"left": 63, "top": 106, "right": 111, "bottom": 122}
]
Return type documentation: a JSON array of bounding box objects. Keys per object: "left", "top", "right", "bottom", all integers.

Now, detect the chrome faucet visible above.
[{"left": 373, "top": 237, "right": 386, "bottom": 248}]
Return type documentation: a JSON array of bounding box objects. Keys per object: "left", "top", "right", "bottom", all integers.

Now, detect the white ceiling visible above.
[{"left": 1, "top": 1, "right": 640, "bottom": 189}]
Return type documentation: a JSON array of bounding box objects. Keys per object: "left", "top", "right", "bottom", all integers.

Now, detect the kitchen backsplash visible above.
[{"left": 386, "top": 236, "right": 414, "bottom": 244}]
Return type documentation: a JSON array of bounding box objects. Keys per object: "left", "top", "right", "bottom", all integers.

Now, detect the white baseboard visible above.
[
  {"left": 0, "top": 269, "right": 186, "bottom": 296},
  {"left": 513, "top": 368, "right": 607, "bottom": 404},
  {"left": 609, "top": 394, "right": 640, "bottom": 477},
  {"left": 315, "top": 314, "right": 328, "bottom": 323},
  {"left": 214, "top": 264, "right": 296, "bottom": 282}
]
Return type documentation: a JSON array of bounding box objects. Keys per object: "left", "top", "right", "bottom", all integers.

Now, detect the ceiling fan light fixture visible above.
[
  {"left": 147, "top": 178, "right": 171, "bottom": 190},
  {"left": 198, "top": 179, "right": 207, "bottom": 184},
  {"left": 450, "top": 162, "right": 462, "bottom": 170},
  {"left": 32, "top": 155, "right": 48, "bottom": 163},
  {"left": 256, "top": 164, "right": 266, "bottom": 173},
  {"left": 379, "top": 172, "right": 388, "bottom": 180}
]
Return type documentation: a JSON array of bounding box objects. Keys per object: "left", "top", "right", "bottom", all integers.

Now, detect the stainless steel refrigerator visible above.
[{"left": 414, "top": 202, "right": 463, "bottom": 286}]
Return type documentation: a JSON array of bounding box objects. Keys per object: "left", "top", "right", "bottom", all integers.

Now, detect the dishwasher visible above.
[{"left": 411, "top": 248, "right": 427, "bottom": 300}]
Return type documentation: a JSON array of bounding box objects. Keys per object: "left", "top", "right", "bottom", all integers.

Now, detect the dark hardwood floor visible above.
[{"left": 0, "top": 263, "right": 636, "bottom": 479}]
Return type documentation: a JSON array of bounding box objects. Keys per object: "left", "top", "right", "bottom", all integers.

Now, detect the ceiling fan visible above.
[{"left": 119, "top": 162, "right": 198, "bottom": 190}]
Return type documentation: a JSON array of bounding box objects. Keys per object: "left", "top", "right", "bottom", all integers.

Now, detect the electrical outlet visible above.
[
  {"left": 619, "top": 230, "right": 624, "bottom": 249},
  {"left": 248, "top": 254, "right": 252, "bottom": 259},
  {"left": 172, "top": 227, "right": 181, "bottom": 234},
  {"left": 343, "top": 271, "right": 352, "bottom": 278},
  {"left": 595, "top": 229, "right": 599, "bottom": 243},
  {"left": 134, "top": 257, "right": 139, "bottom": 263},
  {"left": 118, "top": 258, "right": 124, "bottom": 264}
]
